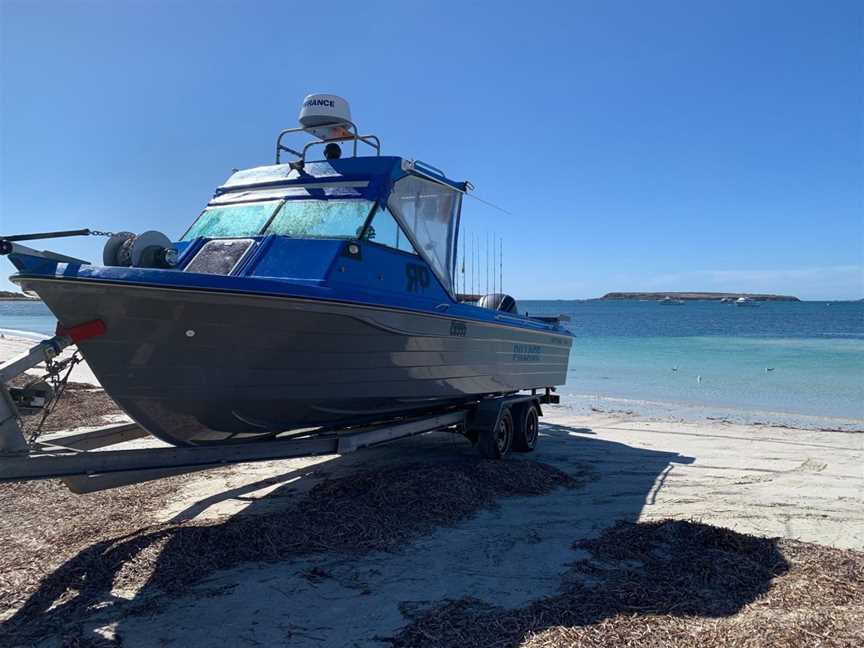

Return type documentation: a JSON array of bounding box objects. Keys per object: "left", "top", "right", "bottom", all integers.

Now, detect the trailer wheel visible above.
[
  {"left": 478, "top": 408, "right": 513, "bottom": 459},
  {"left": 513, "top": 403, "right": 540, "bottom": 452}
]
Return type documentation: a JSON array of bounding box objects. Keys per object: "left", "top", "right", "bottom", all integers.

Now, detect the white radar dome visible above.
[{"left": 298, "top": 94, "right": 352, "bottom": 140}]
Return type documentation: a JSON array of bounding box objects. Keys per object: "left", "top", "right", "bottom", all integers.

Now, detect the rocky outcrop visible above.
[
  {"left": 0, "top": 290, "right": 39, "bottom": 301},
  {"left": 600, "top": 292, "right": 800, "bottom": 302}
]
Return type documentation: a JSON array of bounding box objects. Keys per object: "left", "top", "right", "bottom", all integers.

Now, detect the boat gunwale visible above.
[{"left": 11, "top": 274, "right": 575, "bottom": 341}]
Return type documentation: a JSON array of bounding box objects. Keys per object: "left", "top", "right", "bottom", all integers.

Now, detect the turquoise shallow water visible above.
[
  {"left": 2, "top": 299, "right": 863, "bottom": 429},
  {"left": 0, "top": 300, "right": 57, "bottom": 337},
  {"left": 523, "top": 299, "right": 863, "bottom": 429}
]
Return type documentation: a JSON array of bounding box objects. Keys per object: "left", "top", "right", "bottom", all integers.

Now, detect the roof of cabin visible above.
[
  {"left": 216, "top": 156, "right": 466, "bottom": 200},
  {"left": 219, "top": 156, "right": 405, "bottom": 192}
]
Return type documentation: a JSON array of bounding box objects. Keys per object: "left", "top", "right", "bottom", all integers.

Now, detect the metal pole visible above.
[
  {"left": 470, "top": 233, "right": 474, "bottom": 296},
  {"left": 473, "top": 234, "right": 477, "bottom": 296},
  {"left": 499, "top": 237, "right": 503, "bottom": 295},
  {"left": 491, "top": 234, "right": 495, "bottom": 294},
  {"left": 1, "top": 229, "right": 92, "bottom": 242},
  {"left": 493, "top": 233, "right": 497, "bottom": 294},
  {"left": 462, "top": 230, "right": 467, "bottom": 294},
  {"left": 485, "top": 233, "right": 489, "bottom": 294}
]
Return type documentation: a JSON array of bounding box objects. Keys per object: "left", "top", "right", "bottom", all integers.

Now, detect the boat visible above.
[
  {"left": 735, "top": 297, "right": 760, "bottom": 307},
  {"left": 3, "top": 94, "right": 573, "bottom": 446},
  {"left": 659, "top": 297, "right": 686, "bottom": 305}
]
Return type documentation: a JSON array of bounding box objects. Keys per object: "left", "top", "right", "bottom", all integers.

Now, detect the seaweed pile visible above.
[
  {"left": 1, "top": 457, "right": 582, "bottom": 644},
  {"left": 392, "top": 519, "right": 864, "bottom": 648}
]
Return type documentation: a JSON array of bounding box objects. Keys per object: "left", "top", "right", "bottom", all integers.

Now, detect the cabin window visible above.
[
  {"left": 387, "top": 176, "right": 462, "bottom": 292},
  {"left": 361, "top": 206, "right": 417, "bottom": 254},
  {"left": 181, "top": 201, "right": 280, "bottom": 241},
  {"left": 265, "top": 199, "right": 374, "bottom": 239}
]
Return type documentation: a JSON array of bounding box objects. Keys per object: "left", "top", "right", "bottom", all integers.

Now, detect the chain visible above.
[
  {"left": 23, "top": 227, "right": 127, "bottom": 442},
  {"left": 27, "top": 352, "right": 83, "bottom": 446}
]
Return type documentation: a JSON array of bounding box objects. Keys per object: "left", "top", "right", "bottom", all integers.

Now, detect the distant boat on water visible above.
[
  {"left": 735, "top": 297, "right": 759, "bottom": 307},
  {"left": 659, "top": 296, "right": 686, "bottom": 305}
]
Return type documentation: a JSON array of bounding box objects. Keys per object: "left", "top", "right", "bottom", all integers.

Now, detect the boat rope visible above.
[
  {"left": 464, "top": 192, "right": 514, "bottom": 216},
  {"left": 27, "top": 351, "right": 83, "bottom": 446}
]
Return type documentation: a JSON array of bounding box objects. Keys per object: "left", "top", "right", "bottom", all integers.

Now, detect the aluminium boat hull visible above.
[{"left": 19, "top": 277, "right": 572, "bottom": 445}]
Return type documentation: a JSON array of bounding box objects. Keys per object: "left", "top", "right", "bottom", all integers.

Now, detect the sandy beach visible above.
[{"left": 0, "top": 335, "right": 862, "bottom": 647}]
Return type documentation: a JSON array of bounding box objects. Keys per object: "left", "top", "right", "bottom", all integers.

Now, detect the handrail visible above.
[
  {"left": 275, "top": 120, "right": 382, "bottom": 164},
  {"left": 413, "top": 160, "right": 447, "bottom": 180},
  {"left": 301, "top": 134, "right": 380, "bottom": 162}
]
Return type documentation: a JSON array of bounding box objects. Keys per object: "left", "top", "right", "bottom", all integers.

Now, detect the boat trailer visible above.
[{"left": 1, "top": 332, "right": 558, "bottom": 494}]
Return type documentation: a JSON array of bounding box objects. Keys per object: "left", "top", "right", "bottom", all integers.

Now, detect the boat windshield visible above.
[
  {"left": 266, "top": 199, "right": 373, "bottom": 238},
  {"left": 182, "top": 201, "right": 280, "bottom": 241},
  {"left": 181, "top": 199, "right": 375, "bottom": 241}
]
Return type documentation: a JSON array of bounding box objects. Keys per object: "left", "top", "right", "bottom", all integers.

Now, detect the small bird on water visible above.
[{"left": 766, "top": 367, "right": 775, "bottom": 372}]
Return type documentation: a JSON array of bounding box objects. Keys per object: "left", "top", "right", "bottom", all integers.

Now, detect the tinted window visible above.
[{"left": 185, "top": 239, "right": 255, "bottom": 275}]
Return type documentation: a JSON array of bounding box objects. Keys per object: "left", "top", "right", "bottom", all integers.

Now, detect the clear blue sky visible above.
[{"left": 1, "top": 1, "right": 861, "bottom": 299}]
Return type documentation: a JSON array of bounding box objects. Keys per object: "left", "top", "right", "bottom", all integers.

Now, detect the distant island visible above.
[
  {"left": 600, "top": 292, "right": 800, "bottom": 302},
  {"left": 0, "top": 290, "right": 39, "bottom": 301}
]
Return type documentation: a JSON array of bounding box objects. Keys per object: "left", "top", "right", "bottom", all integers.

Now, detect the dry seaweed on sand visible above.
[
  {"left": 390, "top": 519, "right": 864, "bottom": 648},
  {"left": 0, "top": 386, "right": 178, "bottom": 615},
  {"left": 1, "top": 457, "right": 584, "bottom": 644}
]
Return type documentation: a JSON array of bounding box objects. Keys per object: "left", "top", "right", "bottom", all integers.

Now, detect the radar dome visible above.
[{"left": 298, "top": 94, "right": 352, "bottom": 140}]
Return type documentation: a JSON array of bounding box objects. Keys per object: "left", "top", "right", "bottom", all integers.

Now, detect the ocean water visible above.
[
  {"left": 522, "top": 299, "right": 864, "bottom": 429},
  {"left": 0, "top": 300, "right": 56, "bottom": 337},
  {"left": 2, "top": 299, "right": 862, "bottom": 429}
]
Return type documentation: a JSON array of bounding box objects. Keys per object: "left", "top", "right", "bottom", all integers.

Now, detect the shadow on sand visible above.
[
  {"left": 1, "top": 423, "right": 790, "bottom": 647},
  {"left": 392, "top": 518, "right": 790, "bottom": 647}
]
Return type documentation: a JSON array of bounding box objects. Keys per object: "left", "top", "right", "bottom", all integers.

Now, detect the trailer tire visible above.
[
  {"left": 513, "top": 403, "right": 540, "bottom": 452},
  {"left": 478, "top": 408, "right": 513, "bottom": 459}
]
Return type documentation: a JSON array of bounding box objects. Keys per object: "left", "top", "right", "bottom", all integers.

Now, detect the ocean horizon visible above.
[{"left": 2, "top": 298, "right": 862, "bottom": 431}]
